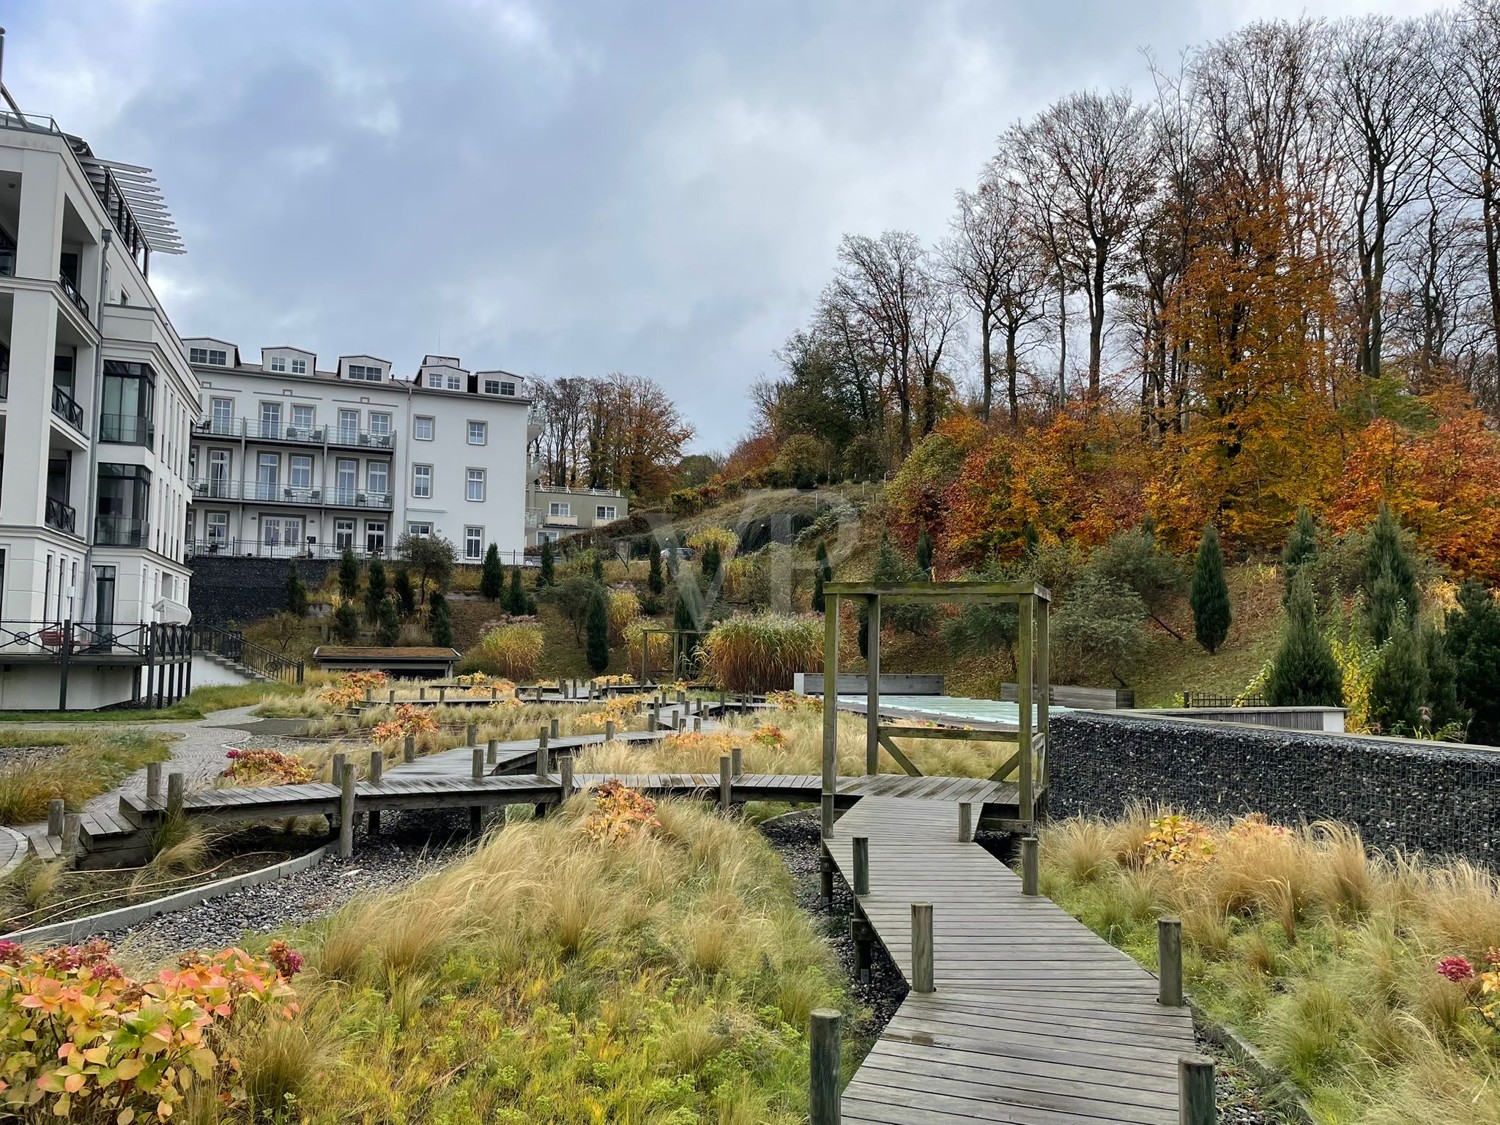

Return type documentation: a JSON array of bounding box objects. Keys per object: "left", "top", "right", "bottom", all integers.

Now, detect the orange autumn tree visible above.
[{"left": 1159, "top": 180, "right": 1344, "bottom": 552}]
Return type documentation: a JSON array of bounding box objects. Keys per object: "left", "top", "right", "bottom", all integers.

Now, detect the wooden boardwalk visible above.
[{"left": 824, "top": 796, "right": 1194, "bottom": 1123}]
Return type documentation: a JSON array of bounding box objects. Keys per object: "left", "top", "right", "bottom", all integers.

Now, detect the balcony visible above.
[
  {"left": 328, "top": 427, "right": 395, "bottom": 451},
  {"left": 543, "top": 512, "right": 581, "bottom": 528},
  {"left": 189, "top": 479, "right": 393, "bottom": 510},
  {"left": 99, "top": 413, "right": 155, "bottom": 446},
  {"left": 58, "top": 273, "right": 89, "bottom": 318},
  {"left": 192, "top": 418, "right": 395, "bottom": 451},
  {"left": 94, "top": 515, "right": 150, "bottom": 548},
  {"left": 51, "top": 386, "right": 85, "bottom": 432},
  {"left": 44, "top": 495, "right": 76, "bottom": 534},
  {"left": 0, "top": 249, "right": 13, "bottom": 277}
]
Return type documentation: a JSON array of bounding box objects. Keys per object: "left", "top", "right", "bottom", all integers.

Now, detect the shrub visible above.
[
  {"left": 428, "top": 591, "right": 453, "bottom": 647},
  {"left": 1092, "top": 526, "right": 1184, "bottom": 622},
  {"left": 285, "top": 564, "right": 308, "bottom": 617},
  {"left": 583, "top": 780, "right": 660, "bottom": 844},
  {"left": 700, "top": 613, "right": 822, "bottom": 693},
  {"left": 811, "top": 542, "right": 830, "bottom": 613},
  {"left": 700, "top": 540, "right": 721, "bottom": 582},
  {"left": 322, "top": 670, "right": 388, "bottom": 709},
  {"left": 647, "top": 539, "right": 665, "bottom": 596},
  {"left": 392, "top": 568, "right": 417, "bottom": 616},
  {"left": 222, "top": 747, "right": 314, "bottom": 785},
  {"left": 365, "top": 558, "right": 388, "bottom": 624},
  {"left": 686, "top": 527, "right": 738, "bottom": 561},
  {"left": 1190, "top": 523, "right": 1231, "bottom": 654},
  {"left": 375, "top": 594, "right": 401, "bottom": 646},
  {"left": 332, "top": 602, "right": 360, "bottom": 644},
  {"left": 338, "top": 548, "right": 360, "bottom": 602},
  {"left": 1052, "top": 570, "right": 1147, "bottom": 684},
  {"left": 607, "top": 589, "right": 641, "bottom": 644},
  {"left": 557, "top": 575, "right": 596, "bottom": 643},
  {"left": 585, "top": 584, "right": 611, "bottom": 674},
  {"left": 538, "top": 539, "right": 556, "bottom": 587},
  {"left": 1448, "top": 580, "right": 1500, "bottom": 743},
  {"left": 1282, "top": 505, "right": 1319, "bottom": 600},
  {"left": 507, "top": 566, "right": 525, "bottom": 614},
  {"left": 0, "top": 939, "right": 298, "bottom": 1123},
  {"left": 480, "top": 543, "right": 504, "bottom": 601},
  {"left": 1370, "top": 613, "right": 1427, "bottom": 734},
  {"left": 722, "top": 556, "right": 757, "bottom": 605},
  {"left": 371, "top": 704, "right": 440, "bottom": 742},
  {"left": 1266, "top": 574, "right": 1343, "bottom": 707},
  {"left": 1364, "top": 503, "right": 1420, "bottom": 644},
  {"left": 399, "top": 532, "right": 457, "bottom": 604},
  {"left": 462, "top": 623, "right": 545, "bottom": 680}
]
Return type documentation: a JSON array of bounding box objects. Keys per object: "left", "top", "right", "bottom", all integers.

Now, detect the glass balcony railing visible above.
[
  {"left": 191, "top": 418, "right": 394, "bottom": 449},
  {"left": 58, "top": 273, "right": 89, "bottom": 317},
  {"left": 44, "top": 496, "right": 76, "bottom": 534},
  {"left": 98, "top": 413, "right": 155, "bottom": 446},
  {"left": 188, "top": 479, "right": 394, "bottom": 509},
  {"left": 94, "top": 516, "right": 150, "bottom": 548},
  {"left": 51, "top": 386, "right": 85, "bottom": 432}
]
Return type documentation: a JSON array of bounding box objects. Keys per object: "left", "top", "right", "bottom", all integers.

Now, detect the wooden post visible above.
[
  {"left": 364, "top": 686, "right": 373, "bottom": 704},
  {"left": 466, "top": 721, "right": 477, "bottom": 746},
  {"left": 472, "top": 746, "right": 484, "bottom": 780},
  {"left": 419, "top": 686, "right": 426, "bottom": 701},
  {"left": 62, "top": 812, "right": 81, "bottom": 859},
  {"left": 537, "top": 728, "right": 550, "bottom": 779},
  {"left": 491, "top": 686, "right": 498, "bottom": 702},
  {"left": 912, "top": 902, "right": 934, "bottom": 993},
  {"left": 486, "top": 737, "right": 499, "bottom": 765},
  {"left": 47, "top": 799, "right": 64, "bottom": 837},
  {"left": 1159, "top": 917, "right": 1184, "bottom": 1007},
  {"left": 1020, "top": 835, "right": 1039, "bottom": 896},
  {"left": 605, "top": 719, "right": 616, "bottom": 742},
  {"left": 388, "top": 689, "right": 396, "bottom": 704},
  {"left": 731, "top": 746, "right": 742, "bottom": 777},
  {"left": 367, "top": 751, "right": 384, "bottom": 834},
  {"left": 693, "top": 714, "right": 701, "bottom": 731},
  {"left": 1036, "top": 590, "right": 1051, "bottom": 797},
  {"left": 866, "top": 594, "right": 880, "bottom": 775},
  {"left": 819, "top": 844, "right": 834, "bottom": 905},
  {"left": 719, "top": 755, "right": 732, "bottom": 812},
  {"left": 549, "top": 717, "right": 559, "bottom": 738},
  {"left": 850, "top": 916, "right": 873, "bottom": 983},
  {"left": 821, "top": 592, "right": 839, "bottom": 840},
  {"left": 675, "top": 714, "right": 685, "bottom": 731},
  {"left": 1017, "top": 593, "right": 1035, "bottom": 823},
  {"left": 809, "top": 1009, "right": 842, "bottom": 1125},
  {"left": 166, "top": 771, "right": 185, "bottom": 817},
  {"left": 145, "top": 762, "right": 162, "bottom": 805},
  {"left": 560, "top": 753, "right": 574, "bottom": 801},
  {"left": 958, "top": 801, "right": 973, "bottom": 844},
  {"left": 852, "top": 836, "right": 869, "bottom": 896},
  {"left": 403, "top": 735, "right": 415, "bottom": 763},
  {"left": 329, "top": 754, "right": 345, "bottom": 830},
  {"left": 338, "top": 763, "right": 355, "bottom": 858},
  {"left": 1179, "top": 1055, "right": 1216, "bottom": 1125}
]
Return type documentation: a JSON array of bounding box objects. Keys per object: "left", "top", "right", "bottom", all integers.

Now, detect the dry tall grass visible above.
[
  {"left": 1042, "top": 807, "right": 1500, "bottom": 1124},
  {"left": 458, "top": 623, "right": 545, "bottom": 679},
  {"left": 214, "top": 798, "right": 844, "bottom": 1124},
  {"left": 0, "top": 730, "right": 172, "bottom": 825},
  {"left": 699, "top": 613, "right": 822, "bottom": 693}
]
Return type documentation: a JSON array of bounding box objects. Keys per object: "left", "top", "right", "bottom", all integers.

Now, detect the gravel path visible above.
[{"left": 758, "top": 810, "right": 1288, "bottom": 1124}]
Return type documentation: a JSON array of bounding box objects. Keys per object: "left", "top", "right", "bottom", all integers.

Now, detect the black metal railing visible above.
[
  {"left": 191, "top": 623, "right": 303, "bottom": 684},
  {"left": 191, "top": 418, "right": 395, "bottom": 450},
  {"left": 44, "top": 495, "right": 76, "bottom": 534},
  {"left": 0, "top": 620, "right": 195, "bottom": 710},
  {"left": 58, "top": 273, "right": 89, "bottom": 317},
  {"left": 98, "top": 413, "right": 155, "bottom": 446},
  {"left": 52, "top": 385, "right": 85, "bottom": 431},
  {"left": 0, "top": 248, "right": 14, "bottom": 277},
  {"left": 187, "top": 479, "right": 392, "bottom": 509},
  {"left": 94, "top": 515, "right": 150, "bottom": 547},
  {"left": 1180, "top": 691, "right": 1267, "bottom": 709}
]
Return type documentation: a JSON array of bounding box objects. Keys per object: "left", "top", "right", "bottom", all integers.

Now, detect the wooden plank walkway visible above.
[{"left": 824, "top": 796, "right": 1194, "bottom": 1123}]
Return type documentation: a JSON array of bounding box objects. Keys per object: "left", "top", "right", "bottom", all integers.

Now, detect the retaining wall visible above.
[
  {"left": 188, "top": 556, "right": 335, "bottom": 626},
  {"left": 1050, "top": 712, "right": 1500, "bottom": 865}
]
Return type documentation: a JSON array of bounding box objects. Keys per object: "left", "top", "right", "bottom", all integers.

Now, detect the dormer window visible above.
[
  {"left": 347, "top": 363, "right": 382, "bottom": 382},
  {"left": 269, "top": 356, "right": 287, "bottom": 372},
  {"left": 291, "top": 358, "right": 307, "bottom": 374},
  {"left": 484, "top": 379, "right": 500, "bottom": 395},
  {"left": 500, "top": 381, "right": 515, "bottom": 396},
  {"left": 446, "top": 374, "right": 462, "bottom": 390},
  {"left": 190, "top": 347, "right": 228, "bottom": 366}
]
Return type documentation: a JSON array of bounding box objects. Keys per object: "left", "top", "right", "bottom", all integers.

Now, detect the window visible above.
[
  {"left": 334, "top": 518, "right": 355, "bottom": 550},
  {"left": 369, "top": 412, "right": 392, "bottom": 438},
  {"left": 446, "top": 374, "right": 462, "bottom": 390},
  {"left": 289, "top": 455, "right": 313, "bottom": 490},
  {"left": 367, "top": 462, "right": 389, "bottom": 496},
  {"left": 259, "top": 401, "right": 281, "bottom": 439},
  {"left": 291, "top": 358, "right": 307, "bottom": 374},
  {"left": 549, "top": 501, "right": 571, "bottom": 517},
  {"left": 292, "top": 404, "right": 315, "bottom": 432},
  {"left": 205, "top": 512, "right": 228, "bottom": 545},
  {"left": 464, "top": 526, "right": 484, "bottom": 560},
  {"left": 413, "top": 415, "right": 434, "bottom": 441},
  {"left": 467, "top": 420, "right": 487, "bottom": 445},
  {"left": 210, "top": 398, "right": 233, "bottom": 434},
  {"left": 366, "top": 521, "right": 386, "bottom": 554},
  {"left": 190, "top": 347, "right": 228, "bottom": 366},
  {"left": 484, "top": 379, "right": 500, "bottom": 395},
  {"left": 407, "top": 522, "right": 432, "bottom": 538},
  {"left": 500, "top": 381, "right": 515, "bottom": 396},
  {"left": 412, "top": 464, "right": 432, "bottom": 498},
  {"left": 347, "top": 363, "right": 382, "bottom": 382},
  {"left": 262, "top": 517, "right": 302, "bottom": 551},
  {"left": 337, "top": 409, "right": 359, "bottom": 443},
  {"left": 269, "top": 356, "right": 287, "bottom": 372},
  {"left": 336, "top": 458, "right": 357, "bottom": 503},
  {"left": 467, "top": 468, "right": 486, "bottom": 502},
  {"left": 99, "top": 360, "right": 155, "bottom": 445},
  {"left": 595, "top": 505, "right": 617, "bottom": 522},
  {"left": 207, "top": 450, "right": 230, "bottom": 497},
  {"left": 256, "top": 452, "right": 279, "bottom": 499}
]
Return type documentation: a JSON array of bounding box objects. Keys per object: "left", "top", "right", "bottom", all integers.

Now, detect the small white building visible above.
[
  {"left": 526, "top": 484, "right": 629, "bottom": 548},
  {"left": 184, "top": 348, "right": 533, "bottom": 563},
  {"left": 0, "top": 77, "right": 197, "bottom": 708}
]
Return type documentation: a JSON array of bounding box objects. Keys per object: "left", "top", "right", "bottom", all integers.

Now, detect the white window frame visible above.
[
  {"left": 205, "top": 511, "right": 228, "bottom": 544},
  {"left": 412, "top": 463, "right": 432, "bottom": 498},
  {"left": 466, "top": 468, "right": 486, "bottom": 502},
  {"left": 269, "top": 356, "right": 287, "bottom": 372},
  {"left": 595, "top": 505, "right": 617, "bottom": 521},
  {"left": 369, "top": 412, "right": 392, "bottom": 437},
  {"left": 446, "top": 374, "right": 462, "bottom": 390},
  {"left": 500, "top": 380, "right": 515, "bottom": 396},
  {"left": 483, "top": 379, "right": 500, "bottom": 395},
  {"left": 367, "top": 462, "right": 389, "bottom": 496},
  {"left": 289, "top": 455, "right": 313, "bottom": 490},
  {"left": 413, "top": 415, "right": 434, "bottom": 441},
  {"left": 406, "top": 522, "right": 433, "bottom": 538},
  {"left": 549, "top": 501, "right": 571, "bottom": 517},
  {"left": 467, "top": 420, "right": 487, "bottom": 445},
  {"left": 366, "top": 520, "right": 387, "bottom": 554},
  {"left": 333, "top": 518, "right": 355, "bottom": 550},
  {"left": 464, "top": 526, "right": 484, "bottom": 560},
  {"left": 210, "top": 397, "right": 233, "bottom": 433},
  {"left": 290, "top": 358, "right": 308, "bottom": 374},
  {"left": 347, "top": 363, "right": 382, "bottom": 382}
]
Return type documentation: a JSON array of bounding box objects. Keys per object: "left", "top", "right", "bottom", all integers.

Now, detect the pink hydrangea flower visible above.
[{"left": 1437, "top": 956, "right": 1475, "bottom": 982}]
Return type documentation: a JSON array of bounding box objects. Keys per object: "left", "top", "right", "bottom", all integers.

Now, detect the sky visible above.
[{"left": 4, "top": 0, "right": 1438, "bottom": 453}]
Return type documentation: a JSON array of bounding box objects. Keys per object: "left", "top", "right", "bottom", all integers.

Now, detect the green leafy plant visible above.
[{"left": 1189, "top": 523, "right": 1231, "bottom": 655}]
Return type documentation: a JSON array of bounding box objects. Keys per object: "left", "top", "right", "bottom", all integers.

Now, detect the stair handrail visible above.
[{"left": 190, "top": 623, "right": 304, "bottom": 685}]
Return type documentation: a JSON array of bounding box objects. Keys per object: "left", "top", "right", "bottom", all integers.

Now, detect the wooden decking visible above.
[{"left": 824, "top": 796, "right": 1195, "bottom": 1123}]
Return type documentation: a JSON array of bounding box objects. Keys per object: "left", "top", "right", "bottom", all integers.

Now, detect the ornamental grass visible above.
[
  {"left": 459, "top": 623, "right": 545, "bottom": 681},
  {"left": 699, "top": 613, "right": 822, "bottom": 694},
  {"left": 1042, "top": 805, "right": 1500, "bottom": 1124}
]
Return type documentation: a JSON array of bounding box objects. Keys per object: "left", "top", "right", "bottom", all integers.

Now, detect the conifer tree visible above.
[
  {"left": 1265, "top": 575, "right": 1343, "bottom": 707},
  {"left": 811, "top": 542, "right": 830, "bottom": 614},
  {"left": 1422, "top": 624, "right": 1466, "bottom": 733},
  {"left": 1189, "top": 523, "right": 1231, "bottom": 655},
  {"left": 1363, "top": 503, "right": 1418, "bottom": 644},
  {"left": 364, "top": 558, "right": 388, "bottom": 624},
  {"left": 428, "top": 591, "right": 453, "bottom": 648},
  {"left": 338, "top": 547, "right": 360, "bottom": 602},
  {"left": 332, "top": 601, "right": 360, "bottom": 643},
  {"left": 585, "top": 584, "right": 611, "bottom": 674},
  {"left": 647, "top": 540, "right": 666, "bottom": 597},
  {"left": 1370, "top": 613, "right": 1427, "bottom": 734},
  {"left": 916, "top": 526, "right": 933, "bottom": 578},
  {"left": 1281, "top": 505, "right": 1318, "bottom": 601},
  {"left": 508, "top": 566, "right": 525, "bottom": 614},
  {"left": 375, "top": 595, "right": 401, "bottom": 646},
  {"left": 393, "top": 568, "right": 416, "bottom": 616},
  {"left": 701, "top": 541, "right": 721, "bottom": 583},
  {"left": 480, "top": 543, "right": 504, "bottom": 601},
  {"left": 285, "top": 564, "right": 308, "bottom": 618},
  {"left": 592, "top": 552, "right": 605, "bottom": 584},
  {"left": 1448, "top": 581, "right": 1500, "bottom": 743},
  {"left": 538, "top": 539, "right": 556, "bottom": 587}
]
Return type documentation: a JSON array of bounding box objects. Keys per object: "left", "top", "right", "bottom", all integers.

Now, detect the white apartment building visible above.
[
  {"left": 0, "top": 70, "right": 197, "bottom": 709},
  {"left": 184, "top": 349, "right": 532, "bottom": 563},
  {"left": 527, "top": 484, "right": 629, "bottom": 548}
]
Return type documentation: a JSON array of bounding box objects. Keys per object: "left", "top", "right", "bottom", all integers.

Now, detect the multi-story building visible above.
[
  {"left": 526, "top": 483, "right": 629, "bottom": 548},
  {"left": 0, "top": 68, "right": 198, "bottom": 709},
  {"left": 184, "top": 349, "right": 533, "bottom": 562}
]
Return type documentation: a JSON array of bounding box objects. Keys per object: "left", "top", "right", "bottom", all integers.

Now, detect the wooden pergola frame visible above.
[{"left": 819, "top": 580, "right": 1052, "bottom": 839}]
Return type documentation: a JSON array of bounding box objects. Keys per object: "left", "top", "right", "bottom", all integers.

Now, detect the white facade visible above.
[
  {"left": 0, "top": 99, "right": 197, "bottom": 708},
  {"left": 185, "top": 349, "right": 532, "bottom": 562}
]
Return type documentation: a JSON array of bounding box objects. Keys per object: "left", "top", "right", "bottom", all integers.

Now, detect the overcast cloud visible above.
[{"left": 4, "top": 0, "right": 1436, "bottom": 450}]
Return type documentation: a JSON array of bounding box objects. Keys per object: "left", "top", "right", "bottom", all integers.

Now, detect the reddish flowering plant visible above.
[
  {"left": 1436, "top": 950, "right": 1500, "bottom": 1033},
  {"left": 322, "top": 670, "right": 389, "bottom": 709},
  {"left": 1437, "top": 956, "right": 1476, "bottom": 984},
  {"left": 371, "top": 703, "right": 439, "bottom": 742},
  {"left": 221, "top": 747, "right": 314, "bottom": 785},
  {"left": 583, "top": 781, "right": 661, "bottom": 845}
]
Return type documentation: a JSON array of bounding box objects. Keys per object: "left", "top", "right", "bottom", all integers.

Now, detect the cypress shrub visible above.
[
  {"left": 332, "top": 602, "right": 360, "bottom": 643},
  {"left": 1281, "top": 505, "right": 1318, "bottom": 601},
  {"left": 1363, "top": 503, "right": 1419, "bottom": 644},
  {"left": 393, "top": 568, "right": 416, "bottom": 616},
  {"left": 647, "top": 541, "right": 666, "bottom": 597},
  {"left": 508, "top": 567, "right": 525, "bottom": 614},
  {"left": 285, "top": 564, "right": 308, "bottom": 618},
  {"left": 428, "top": 591, "right": 453, "bottom": 648},
  {"left": 1265, "top": 575, "right": 1343, "bottom": 707},
  {"left": 375, "top": 596, "right": 402, "bottom": 646},
  {"left": 1189, "top": 523, "right": 1231, "bottom": 655},
  {"left": 1448, "top": 581, "right": 1500, "bottom": 743},
  {"left": 338, "top": 548, "right": 360, "bottom": 602},
  {"left": 480, "top": 543, "right": 504, "bottom": 601},
  {"left": 364, "top": 558, "right": 388, "bottom": 624},
  {"left": 538, "top": 539, "right": 556, "bottom": 587},
  {"left": 585, "top": 584, "right": 611, "bottom": 674},
  {"left": 1370, "top": 613, "right": 1427, "bottom": 734}
]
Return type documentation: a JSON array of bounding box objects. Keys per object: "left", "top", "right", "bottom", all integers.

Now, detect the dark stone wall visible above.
[
  {"left": 1050, "top": 712, "right": 1500, "bottom": 865},
  {"left": 188, "top": 556, "right": 335, "bottom": 627}
]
